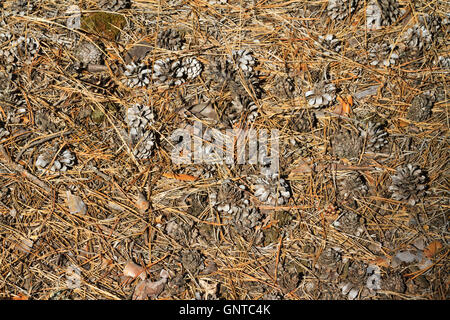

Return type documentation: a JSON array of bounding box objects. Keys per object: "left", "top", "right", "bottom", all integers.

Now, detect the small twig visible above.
[
  {"left": 0, "top": 145, "right": 51, "bottom": 193},
  {"left": 15, "top": 130, "right": 72, "bottom": 162}
]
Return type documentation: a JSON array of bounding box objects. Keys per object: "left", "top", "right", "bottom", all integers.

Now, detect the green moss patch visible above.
[{"left": 81, "top": 12, "right": 126, "bottom": 41}]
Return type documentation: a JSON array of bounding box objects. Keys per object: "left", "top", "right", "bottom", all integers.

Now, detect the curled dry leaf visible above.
[
  {"left": 124, "top": 40, "right": 152, "bottom": 64},
  {"left": 185, "top": 101, "right": 219, "bottom": 121},
  {"left": 136, "top": 191, "right": 149, "bottom": 214},
  {"left": 66, "top": 190, "right": 87, "bottom": 215},
  {"left": 123, "top": 261, "right": 146, "bottom": 281},
  {"left": 132, "top": 269, "right": 169, "bottom": 300}
]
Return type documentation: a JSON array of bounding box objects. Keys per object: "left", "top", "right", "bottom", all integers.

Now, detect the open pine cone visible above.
[
  {"left": 222, "top": 94, "right": 258, "bottom": 125},
  {"left": 338, "top": 172, "right": 369, "bottom": 202},
  {"left": 359, "top": 121, "right": 389, "bottom": 151},
  {"left": 231, "top": 207, "right": 263, "bottom": 243},
  {"left": 368, "top": 41, "right": 400, "bottom": 67},
  {"left": 389, "top": 164, "right": 428, "bottom": 205},
  {"left": 152, "top": 57, "right": 203, "bottom": 86},
  {"left": 123, "top": 61, "right": 152, "bottom": 88},
  {"left": 252, "top": 175, "right": 291, "bottom": 206},
  {"left": 209, "top": 180, "right": 248, "bottom": 215},
  {"left": 157, "top": 29, "right": 185, "bottom": 51},
  {"left": 331, "top": 129, "right": 362, "bottom": 159},
  {"left": 98, "top": 0, "right": 131, "bottom": 11},
  {"left": 35, "top": 148, "right": 76, "bottom": 172},
  {"left": 126, "top": 104, "right": 155, "bottom": 136},
  {"left": 407, "top": 93, "right": 434, "bottom": 122},
  {"left": 0, "top": 35, "right": 40, "bottom": 66},
  {"left": 126, "top": 104, "right": 157, "bottom": 159},
  {"left": 231, "top": 49, "right": 256, "bottom": 74},
  {"left": 366, "top": 0, "right": 401, "bottom": 30},
  {"left": 316, "top": 34, "right": 342, "bottom": 55},
  {"left": 305, "top": 81, "right": 336, "bottom": 108},
  {"left": 327, "top": 0, "right": 359, "bottom": 21},
  {"left": 7, "top": 0, "right": 37, "bottom": 16}
]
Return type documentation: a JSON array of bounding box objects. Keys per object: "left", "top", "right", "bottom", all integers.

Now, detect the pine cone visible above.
[
  {"left": 98, "top": 0, "right": 131, "bottom": 11},
  {"left": 252, "top": 176, "right": 291, "bottom": 206},
  {"left": 175, "top": 57, "right": 203, "bottom": 81},
  {"left": 277, "top": 262, "right": 301, "bottom": 294},
  {"left": 232, "top": 207, "right": 263, "bottom": 243},
  {"left": 231, "top": 49, "right": 256, "bottom": 74},
  {"left": 208, "top": 56, "right": 236, "bottom": 84},
  {"left": 180, "top": 249, "right": 204, "bottom": 274},
  {"left": 238, "top": 72, "right": 264, "bottom": 99},
  {"left": 290, "top": 110, "right": 316, "bottom": 133},
  {"left": 123, "top": 61, "right": 152, "bottom": 88},
  {"left": 338, "top": 172, "right": 368, "bottom": 201},
  {"left": 223, "top": 94, "right": 258, "bottom": 125},
  {"left": 0, "top": 121, "right": 9, "bottom": 139},
  {"left": 166, "top": 217, "right": 194, "bottom": 244},
  {"left": 407, "top": 93, "right": 434, "bottom": 122},
  {"left": 74, "top": 41, "right": 103, "bottom": 66},
  {"left": 327, "top": 0, "right": 359, "bottom": 21},
  {"left": 0, "top": 35, "right": 40, "bottom": 66},
  {"left": 368, "top": 42, "right": 399, "bottom": 67},
  {"left": 420, "top": 14, "right": 445, "bottom": 37},
  {"left": 133, "top": 130, "right": 157, "bottom": 159},
  {"left": 389, "top": 164, "right": 427, "bottom": 205},
  {"left": 366, "top": 0, "right": 401, "bottom": 30},
  {"left": 157, "top": 29, "right": 185, "bottom": 51},
  {"left": 126, "top": 104, "right": 155, "bottom": 137},
  {"left": 316, "top": 34, "right": 343, "bottom": 55},
  {"left": 153, "top": 57, "right": 202, "bottom": 86},
  {"left": 360, "top": 121, "right": 388, "bottom": 151},
  {"left": 152, "top": 58, "right": 177, "bottom": 84},
  {"left": 274, "top": 75, "right": 295, "bottom": 98},
  {"left": 209, "top": 180, "right": 247, "bottom": 215},
  {"left": 36, "top": 148, "right": 76, "bottom": 172},
  {"left": 402, "top": 24, "right": 432, "bottom": 55},
  {"left": 35, "top": 109, "right": 60, "bottom": 133},
  {"left": 331, "top": 129, "right": 362, "bottom": 159},
  {"left": 305, "top": 81, "right": 336, "bottom": 108},
  {"left": 436, "top": 55, "right": 450, "bottom": 69},
  {"left": 126, "top": 104, "right": 157, "bottom": 159},
  {"left": 332, "top": 211, "right": 364, "bottom": 237},
  {"left": 7, "top": 0, "right": 36, "bottom": 16},
  {"left": 338, "top": 261, "right": 367, "bottom": 299},
  {"left": 208, "top": 55, "right": 263, "bottom": 98},
  {"left": 316, "top": 247, "right": 341, "bottom": 269}
]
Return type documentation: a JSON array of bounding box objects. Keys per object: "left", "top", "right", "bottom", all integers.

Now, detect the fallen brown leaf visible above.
[
  {"left": 66, "top": 190, "right": 87, "bottom": 215},
  {"left": 424, "top": 241, "right": 443, "bottom": 258},
  {"left": 123, "top": 261, "right": 146, "bottom": 281},
  {"left": 370, "top": 256, "right": 390, "bottom": 268},
  {"left": 132, "top": 269, "right": 169, "bottom": 300}
]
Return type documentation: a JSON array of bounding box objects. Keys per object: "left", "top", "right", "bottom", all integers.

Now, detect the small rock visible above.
[{"left": 66, "top": 190, "right": 87, "bottom": 215}]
